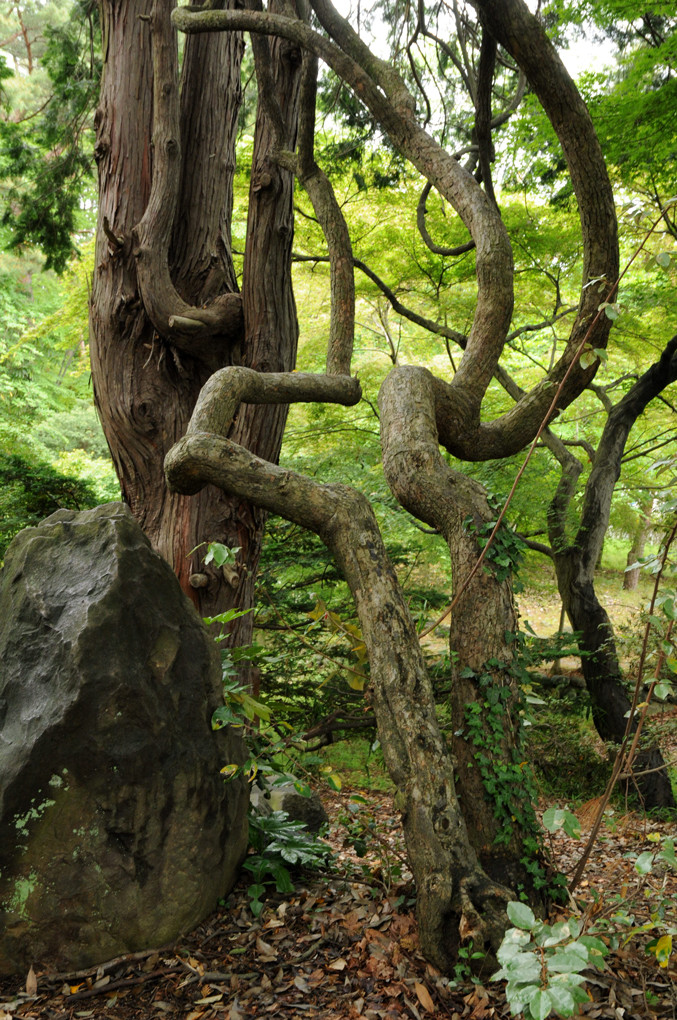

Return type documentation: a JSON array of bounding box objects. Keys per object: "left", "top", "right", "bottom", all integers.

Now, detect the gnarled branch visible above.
[{"left": 133, "top": 0, "right": 242, "bottom": 360}]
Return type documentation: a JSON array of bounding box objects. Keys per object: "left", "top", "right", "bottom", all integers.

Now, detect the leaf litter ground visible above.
[{"left": 1, "top": 782, "right": 675, "bottom": 1020}]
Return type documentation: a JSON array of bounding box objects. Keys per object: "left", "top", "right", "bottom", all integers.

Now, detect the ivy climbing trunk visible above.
[{"left": 380, "top": 366, "right": 548, "bottom": 903}]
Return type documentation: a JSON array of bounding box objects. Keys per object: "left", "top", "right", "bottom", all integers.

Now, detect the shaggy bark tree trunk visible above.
[{"left": 91, "top": 0, "right": 301, "bottom": 641}]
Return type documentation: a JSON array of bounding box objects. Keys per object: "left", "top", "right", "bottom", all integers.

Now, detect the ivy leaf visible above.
[
  {"left": 546, "top": 946, "right": 590, "bottom": 972},
  {"left": 503, "top": 951, "right": 541, "bottom": 982},
  {"left": 659, "top": 839, "right": 676, "bottom": 869},
  {"left": 647, "top": 934, "right": 673, "bottom": 968},
  {"left": 204, "top": 542, "right": 240, "bottom": 568},
  {"left": 542, "top": 807, "right": 581, "bottom": 839},
  {"left": 656, "top": 252, "right": 671, "bottom": 267},
  {"left": 546, "top": 984, "right": 575, "bottom": 1014}
]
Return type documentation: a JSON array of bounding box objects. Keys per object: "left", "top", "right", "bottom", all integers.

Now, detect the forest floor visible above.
[
  {"left": 1, "top": 776, "right": 676, "bottom": 1020},
  {"left": 2, "top": 572, "right": 676, "bottom": 1020}
]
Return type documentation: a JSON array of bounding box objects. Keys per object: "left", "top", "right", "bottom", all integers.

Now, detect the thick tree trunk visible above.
[
  {"left": 380, "top": 366, "right": 548, "bottom": 901},
  {"left": 91, "top": 0, "right": 301, "bottom": 644},
  {"left": 91, "top": 0, "right": 242, "bottom": 614}
]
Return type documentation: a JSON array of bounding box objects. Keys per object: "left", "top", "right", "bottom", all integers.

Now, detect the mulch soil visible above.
[{"left": 1, "top": 786, "right": 676, "bottom": 1020}]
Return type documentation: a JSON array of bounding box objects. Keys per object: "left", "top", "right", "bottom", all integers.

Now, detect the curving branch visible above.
[
  {"left": 173, "top": 0, "right": 617, "bottom": 454},
  {"left": 416, "top": 182, "right": 476, "bottom": 257},
  {"left": 297, "top": 51, "right": 356, "bottom": 375},
  {"left": 173, "top": 2, "right": 514, "bottom": 422},
  {"left": 489, "top": 68, "right": 527, "bottom": 129},
  {"left": 186, "top": 366, "right": 361, "bottom": 441},
  {"left": 165, "top": 368, "right": 514, "bottom": 972},
  {"left": 132, "top": 0, "right": 242, "bottom": 359},
  {"left": 475, "top": 27, "right": 498, "bottom": 207}
]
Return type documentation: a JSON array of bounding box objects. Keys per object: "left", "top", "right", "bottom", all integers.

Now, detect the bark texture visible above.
[
  {"left": 91, "top": 0, "right": 244, "bottom": 614},
  {"left": 91, "top": 0, "right": 302, "bottom": 636},
  {"left": 548, "top": 339, "right": 677, "bottom": 809},
  {"left": 379, "top": 367, "right": 546, "bottom": 896},
  {"left": 165, "top": 372, "right": 516, "bottom": 973}
]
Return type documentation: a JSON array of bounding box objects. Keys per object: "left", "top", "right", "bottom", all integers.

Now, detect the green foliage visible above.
[
  {"left": 244, "top": 810, "right": 332, "bottom": 916},
  {"left": 0, "top": 243, "right": 119, "bottom": 507},
  {"left": 506, "top": 3, "right": 677, "bottom": 210},
  {"left": 0, "top": 0, "right": 100, "bottom": 271},
  {"left": 319, "top": 738, "right": 391, "bottom": 792},
  {"left": 203, "top": 587, "right": 336, "bottom": 917},
  {"left": 524, "top": 711, "right": 612, "bottom": 802},
  {"left": 463, "top": 514, "right": 527, "bottom": 588},
  {"left": 315, "top": 73, "right": 407, "bottom": 189},
  {"left": 494, "top": 822, "right": 677, "bottom": 1015},
  {"left": 0, "top": 451, "right": 99, "bottom": 559},
  {"left": 492, "top": 904, "right": 608, "bottom": 1020}
]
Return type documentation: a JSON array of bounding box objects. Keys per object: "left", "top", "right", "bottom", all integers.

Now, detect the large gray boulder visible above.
[{"left": 0, "top": 503, "right": 249, "bottom": 976}]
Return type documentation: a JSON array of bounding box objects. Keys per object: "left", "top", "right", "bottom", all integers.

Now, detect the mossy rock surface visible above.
[{"left": 0, "top": 503, "right": 248, "bottom": 976}]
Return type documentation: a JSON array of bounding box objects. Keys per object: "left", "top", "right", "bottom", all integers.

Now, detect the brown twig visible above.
[{"left": 66, "top": 965, "right": 184, "bottom": 1001}]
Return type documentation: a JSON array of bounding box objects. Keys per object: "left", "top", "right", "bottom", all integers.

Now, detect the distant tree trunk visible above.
[
  {"left": 90, "top": 0, "right": 301, "bottom": 648},
  {"left": 624, "top": 500, "right": 652, "bottom": 590},
  {"left": 548, "top": 340, "right": 677, "bottom": 809},
  {"left": 557, "top": 552, "right": 673, "bottom": 808}
]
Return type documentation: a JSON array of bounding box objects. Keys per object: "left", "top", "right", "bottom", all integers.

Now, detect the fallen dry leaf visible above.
[
  {"left": 25, "top": 965, "right": 37, "bottom": 996},
  {"left": 414, "top": 980, "right": 435, "bottom": 1013}
]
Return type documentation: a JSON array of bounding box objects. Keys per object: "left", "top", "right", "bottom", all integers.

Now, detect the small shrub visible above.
[
  {"left": 244, "top": 810, "right": 332, "bottom": 915},
  {"left": 525, "top": 711, "right": 611, "bottom": 801}
]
